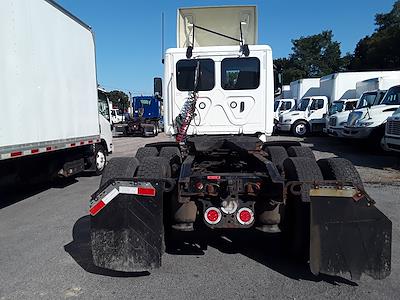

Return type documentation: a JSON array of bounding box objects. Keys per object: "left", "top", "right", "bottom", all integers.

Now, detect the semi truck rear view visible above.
[
  {"left": 0, "top": 0, "right": 113, "bottom": 188},
  {"left": 89, "top": 6, "right": 392, "bottom": 280}
]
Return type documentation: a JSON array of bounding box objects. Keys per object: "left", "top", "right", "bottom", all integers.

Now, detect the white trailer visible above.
[
  {"left": 0, "top": 0, "right": 113, "bottom": 187},
  {"left": 290, "top": 78, "right": 320, "bottom": 101}
]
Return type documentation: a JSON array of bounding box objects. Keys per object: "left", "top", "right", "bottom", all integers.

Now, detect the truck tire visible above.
[
  {"left": 292, "top": 120, "right": 308, "bottom": 137},
  {"left": 283, "top": 157, "right": 323, "bottom": 261},
  {"left": 317, "top": 157, "right": 364, "bottom": 189},
  {"left": 99, "top": 157, "right": 139, "bottom": 188},
  {"left": 159, "top": 147, "right": 182, "bottom": 177},
  {"left": 135, "top": 147, "right": 158, "bottom": 162},
  {"left": 136, "top": 156, "right": 171, "bottom": 178},
  {"left": 94, "top": 145, "right": 107, "bottom": 175},
  {"left": 136, "top": 156, "right": 171, "bottom": 255},
  {"left": 265, "top": 146, "right": 288, "bottom": 173},
  {"left": 287, "top": 146, "right": 315, "bottom": 160},
  {"left": 153, "top": 123, "right": 159, "bottom": 136}
]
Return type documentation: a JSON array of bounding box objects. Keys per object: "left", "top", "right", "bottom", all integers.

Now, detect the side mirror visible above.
[
  {"left": 273, "top": 65, "right": 282, "bottom": 97},
  {"left": 154, "top": 77, "right": 162, "bottom": 97}
]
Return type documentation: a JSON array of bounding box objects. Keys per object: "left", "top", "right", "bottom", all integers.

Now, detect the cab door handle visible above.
[{"left": 240, "top": 102, "right": 245, "bottom": 112}]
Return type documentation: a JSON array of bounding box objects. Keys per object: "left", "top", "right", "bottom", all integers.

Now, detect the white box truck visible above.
[
  {"left": 290, "top": 78, "right": 320, "bottom": 101},
  {"left": 326, "top": 75, "right": 400, "bottom": 137},
  {"left": 89, "top": 5, "right": 391, "bottom": 281},
  {"left": 0, "top": 0, "right": 113, "bottom": 187},
  {"left": 279, "top": 71, "right": 397, "bottom": 137}
]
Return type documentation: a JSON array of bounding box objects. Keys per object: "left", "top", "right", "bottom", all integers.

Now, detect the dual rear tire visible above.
[{"left": 265, "top": 145, "right": 363, "bottom": 260}]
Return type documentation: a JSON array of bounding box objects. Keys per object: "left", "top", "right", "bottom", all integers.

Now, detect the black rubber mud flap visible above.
[
  {"left": 90, "top": 180, "right": 164, "bottom": 272},
  {"left": 309, "top": 190, "right": 392, "bottom": 280}
]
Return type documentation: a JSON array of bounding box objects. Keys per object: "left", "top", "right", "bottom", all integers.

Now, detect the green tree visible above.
[
  {"left": 274, "top": 31, "right": 345, "bottom": 84},
  {"left": 349, "top": 1, "right": 400, "bottom": 70},
  {"left": 107, "top": 90, "right": 129, "bottom": 111}
]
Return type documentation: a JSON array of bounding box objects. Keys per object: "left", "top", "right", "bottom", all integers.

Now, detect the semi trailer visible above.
[
  {"left": 0, "top": 0, "right": 113, "bottom": 188},
  {"left": 89, "top": 6, "right": 391, "bottom": 280}
]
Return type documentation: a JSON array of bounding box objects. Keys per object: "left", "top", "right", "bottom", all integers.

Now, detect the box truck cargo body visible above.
[
  {"left": 290, "top": 78, "right": 320, "bottom": 101},
  {"left": 0, "top": 0, "right": 113, "bottom": 186}
]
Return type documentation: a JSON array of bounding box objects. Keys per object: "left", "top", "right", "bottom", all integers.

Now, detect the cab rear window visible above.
[
  {"left": 176, "top": 59, "right": 215, "bottom": 91},
  {"left": 221, "top": 57, "right": 260, "bottom": 90}
]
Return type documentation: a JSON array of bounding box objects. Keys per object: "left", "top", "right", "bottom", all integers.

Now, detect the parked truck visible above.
[
  {"left": 89, "top": 6, "right": 391, "bottom": 280},
  {"left": 114, "top": 95, "right": 161, "bottom": 136},
  {"left": 326, "top": 74, "right": 400, "bottom": 137},
  {"left": 279, "top": 71, "right": 397, "bottom": 137},
  {"left": 382, "top": 96, "right": 400, "bottom": 152},
  {"left": 0, "top": 0, "right": 113, "bottom": 188},
  {"left": 344, "top": 83, "right": 400, "bottom": 146},
  {"left": 290, "top": 78, "right": 320, "bottom": 101}
]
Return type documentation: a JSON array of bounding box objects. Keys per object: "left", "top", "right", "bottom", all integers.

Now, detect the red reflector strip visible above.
[
  {"left": 207, "top": 175, "right": 221, "bottom": 180},
  {"left": 11, "top": 151, "right": 22, "bottom": 157},
  {"left": 80, "top": 141, "right": 85, "bottom": 145},
  {"left": 46, "top": 146, "right": 52, "bottom": 151},
  {"left": 88, "top": 140, "right": 93, "bottom": 144},
  {"left": 31, "top": 149, "right": 39, "bottom": 154},
  {"left": 70, "top": 143, "right": 76, "bottom": 147},
  {"left": 138, "top": 187, "right": 156, "bottom": 196},
  {"left": 89, "top": 200, "right": 105, "bottom": 216}
]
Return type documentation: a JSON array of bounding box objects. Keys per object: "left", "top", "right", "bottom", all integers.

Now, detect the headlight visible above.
[
  {"left": 284, "top": 119, "right": 292, "bottom": 123},
  {"left": 357, "top": 121, "right": 374, "bottom": 127}
]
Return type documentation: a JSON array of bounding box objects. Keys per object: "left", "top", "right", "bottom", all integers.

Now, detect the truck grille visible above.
[
  {"left": 387, "top": 120, "right": 400, "bottom": 136},
  {"left": 329, "top": 116, "right": 337, "bottom": 127}
]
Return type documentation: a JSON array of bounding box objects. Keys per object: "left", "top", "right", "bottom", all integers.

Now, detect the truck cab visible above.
[
  {"left": 277, "top": 96, "right": 328, "bottom": 137},
  {"left": 274, "top": 98, "right": 295, "bottom": 123},
  {"left": 97, "top": 88, "right": 114, "bottom": 154},
  {"left": 110, "top": 108, "right": 123, "bottom": 124},
  {"left": 163, "top": 45, "right": 275, "bottom": 141},
  {"left": 382, "top": 104, "right": 400, "bottom": 152},
  {"left": 324, "top": 98, "right": 358, "bottom": 137},
  {"left": 343, "top": 85, "right": 400, "bottom": 143}
]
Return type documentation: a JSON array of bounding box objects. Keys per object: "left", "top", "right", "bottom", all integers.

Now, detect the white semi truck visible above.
[
  {"left": 325, "top": 75, "right": 400, "bottom": 137},
  {"left": 0, "top": 0, "right": 113, "bottom": 187},
  {"left": 279, "top": 72, "right": 397, "bottom": 137},
  {"left": 89, "top": 6, "right": 391, "bottom": 281}
]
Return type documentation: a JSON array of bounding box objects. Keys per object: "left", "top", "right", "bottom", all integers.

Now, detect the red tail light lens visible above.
[
  {"left": 204, "top": 207, "right": 222, "bottom": 224},
  {"left": 237, "top": 208, "right": 254, "bottom": 225}
]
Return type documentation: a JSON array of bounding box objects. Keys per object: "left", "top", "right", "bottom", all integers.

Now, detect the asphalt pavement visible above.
[{"left": 1, "top": 134, "right": 399, "bottom": 299}]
